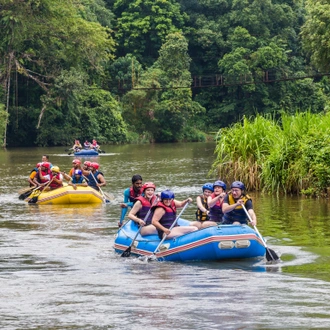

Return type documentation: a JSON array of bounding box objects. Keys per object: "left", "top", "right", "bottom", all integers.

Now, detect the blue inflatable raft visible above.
[
  {"left": 114, "top": 219, "right": 266, "bottom": 262},
  {"left": 74, "top": 149, "right": 99, "bottom": 156}
]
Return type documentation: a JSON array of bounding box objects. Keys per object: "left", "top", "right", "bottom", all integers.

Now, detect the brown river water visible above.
[{"left": 1, "top": 142, "right": 330, "bottom": 329}]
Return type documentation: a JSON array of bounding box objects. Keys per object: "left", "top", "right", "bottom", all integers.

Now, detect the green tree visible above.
[
  {"left": 113, "top": 0, "right": 187, "bottom": 65},
  {"left": 0, "top": 0, "right": 115, "bottom": 146},
  {"left": 301, "top": 0, "right": 330, "bottom": 71},
  {"left": 123, "top": 32, "right": 205, "bottom": 142},
  {"left": 33, "top": 68, "right": 127, "bottom": 146},
  {"left": 0, "top": 103, "right": 8, "bottom": 147}
]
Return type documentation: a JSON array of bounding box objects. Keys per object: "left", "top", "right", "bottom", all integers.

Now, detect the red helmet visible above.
[
  {"left": 72, "top": 159, "right": 81, "bottom": 165},
  {"left": 91, "top": 162, "right": 99, "bottom": 170},
  {"left": 142, "top": 182, "right": 156, "bottom": 191},
  {"left": 41, "top": 162, "right": 51, "bottom": 169},
  {"left": 36, "top": 162, "right": 42, "bottom": 168},
  {"left": 84, "top": 161, "right": 92, "bottom": 167}
]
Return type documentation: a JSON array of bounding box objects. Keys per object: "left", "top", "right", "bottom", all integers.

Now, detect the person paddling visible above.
[
  {"left": 128, "top": 182, "right": 158, "bottom": 236},
  {"left": 222, "top": 181, "right": 257, "bottom": 226},
  {"left": 150, "top": 189, "right": 198, "bottom": 239},
  {"left": 205, "top": 180, "right": 227, "bottom": 227},
  {"left": 190, "top": 183, "right": 214, "bottom": 229}
]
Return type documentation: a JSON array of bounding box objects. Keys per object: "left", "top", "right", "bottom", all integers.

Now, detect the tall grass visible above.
[{"left": 211, "top": 111, "right": 330, "bottom": 196}]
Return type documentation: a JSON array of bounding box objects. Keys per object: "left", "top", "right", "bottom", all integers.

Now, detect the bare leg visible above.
[
  {"left": 190, "top": 221, "right": 202, "bottom": 229},
  {"left": 201, "top": 221, "right": 219, "bottom": 228},
  {"left": 166, "top": 226, "right": 198, "bottom": 239},
  {"left": 140, "top": 224, "right": 158, "bottom": 236}
]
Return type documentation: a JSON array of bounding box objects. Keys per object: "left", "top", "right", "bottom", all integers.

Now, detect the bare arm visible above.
[
  {"left": 97, "top": 174, "right": 106, "bottom": 187},
  {"left": 208, "top": 193, "right": 225, "bottom": 208},
  {"left": 248, "top": 208, "right": 257, "bottom": 226},
  {"left": 128, "top": 201, "right": 145, "bottom": 225},
  {"left": 174, "top": 197, "right": 192, "bottom": 208}
]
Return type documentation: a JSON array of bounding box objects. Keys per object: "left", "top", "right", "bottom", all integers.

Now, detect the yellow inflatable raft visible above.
[{"left": 25, "top": 185, "right": 104, "bottom": 205}]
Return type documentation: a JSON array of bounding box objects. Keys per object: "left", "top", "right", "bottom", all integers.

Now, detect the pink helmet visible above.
[
  {"left": 72, "top": 159, "right": 81, "bottom": 165},
  {"left": 36, "top": 162, "right": 42, "bottom": 168},
  {"left": 142, "top": 182, "right": 156, "bottom": 192}
]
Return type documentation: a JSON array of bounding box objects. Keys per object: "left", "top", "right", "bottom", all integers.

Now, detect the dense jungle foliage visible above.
[{"left": 1, "top": 0, "right": 330, "bottom": 148}]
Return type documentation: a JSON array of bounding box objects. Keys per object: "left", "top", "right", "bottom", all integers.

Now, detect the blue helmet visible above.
[
  {"left": 161, "top": 189, "right": 175, "bottom": 200},
  {"left": 74, "top": 169, "right": 82, "bottom": 175},
  {"left": 231, "top": 181, "right": 245, "bottom": 190},
  {"left": 202, "top": 183, "right": 214, "bottom": 192},
  {"left": 213, "top": 180, "right": 226, "bottom": 191}
]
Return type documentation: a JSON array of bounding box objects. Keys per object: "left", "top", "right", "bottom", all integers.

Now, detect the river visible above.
[{"left": 1, "top": 142, "right": 330, "bottom": 329}]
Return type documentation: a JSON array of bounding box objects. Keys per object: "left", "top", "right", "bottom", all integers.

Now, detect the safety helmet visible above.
[
  {"left": 231, "top": 181, "right": 245, "bottom": 190},
  {"left": 161, "top": 189, "right": 175, "bottom": 200},
  {"left": 41, "top": 162, "right": 51, "bottom": 169},
  {"left": 51, "top": 166, "right": 60, "bottom": 173},
  {"left": 84, "top": 161, "right": 92, "bottom": 167},
  {"left": 91, "top": 162, "right": 99, "bottom": 170},
  {"left": 72, "top": 159, "right": 81, "bottom": 165},
  {"left": 36, "top": 162, "right": 42, "bottom": 168},
  {"left": 142, "top": 182, "right": 156, "bottom": 191},
  {"left": 213, "top": 180, "right": 227, "bottom": 191},
  {"left": 74, "top": 169, "right": 82, "bottom": 176},
  {"left": 202, "top": 183, "right": 214, "bottom": 192}
]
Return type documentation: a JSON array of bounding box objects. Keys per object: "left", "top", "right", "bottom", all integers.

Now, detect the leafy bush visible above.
[{"left": 212, "top": 111, "right": 330, "bottom": 196}]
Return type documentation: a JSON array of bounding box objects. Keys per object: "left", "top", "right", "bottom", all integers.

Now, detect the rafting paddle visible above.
[
  {"left": 242, "top": 204, "right": 280, "bottom": 262},
  {"left": 143, "top": 201, "right": 190, "bottom": 262},
  {"left": 27, "top": 178, "right": 54, "bottom": 204},
  {"left": 90, "top": 172, "right": 110, "bottom": 204},
  {"left": 121, "top": 196, "right": 159, "bottom": 258},
  {"left": 18, "top": 186, "right": 40, "bottom": 200}
]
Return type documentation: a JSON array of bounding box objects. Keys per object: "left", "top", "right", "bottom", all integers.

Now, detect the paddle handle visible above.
[
  {"left": 241, "top": 204, "right": 268, "bottom": 248},
  {"left": 90, "top": 172, "right": 108, "bottom": 204},
  {"left": 152, "top": 201, "right": 190, "bottom": 255}
]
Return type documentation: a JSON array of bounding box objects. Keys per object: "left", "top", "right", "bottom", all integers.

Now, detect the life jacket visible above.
[
  {"left": 195, "top": 195, "right": 209, "bottom": 221},
  {"left": 87, "top": 171, "right": 100, "bottom": 190},
  {"left": 71, "top": 176, "right": 85, "bottom": 184},
  {"left": 135, "top": 195, "right": 157, "bottom": 225},
  {"left": 152, "top": 201, "right": 177, "bottom": 229},
  {"left": 222, "top": 193, "right": 252, "bottom": 224},
  {"left": 49, "top": 173, "right": 63, "bottom": 189},
  {"left": 129, "top": 186, "right": 142, "bottom": 204},
  {"left": 39, "top": 169, "right": 50, "bottom": 184},
  {"left": 208, "top": 192, "right": 224, "bottom": 222}
]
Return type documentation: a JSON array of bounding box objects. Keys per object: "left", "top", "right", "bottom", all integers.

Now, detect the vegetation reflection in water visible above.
[{"left": 253, "top": 192, "right": 330, "bottom": 282}]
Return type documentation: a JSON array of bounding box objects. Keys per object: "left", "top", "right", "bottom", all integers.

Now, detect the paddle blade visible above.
[
  {"left": 28, "top": 197, "right": 38, "bottom": 204},
  {"left": 19, "top": 192, "right": 30, "bottom": 200},
  {"left": 266, "top": 248, "right": 280, "bottom": 262},
  {"left": 121, "top": 247, "right": 132, "bottom": 258}
]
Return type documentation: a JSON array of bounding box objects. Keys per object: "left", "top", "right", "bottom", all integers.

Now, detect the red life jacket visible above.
[
  {"left": 49, "top": 173, "right": 63, "bottom": 189},
  {"left": 152, "top": 200, "right": 177, "bottom": 229},
  {"left": 135, "top": 195, "right": 157, "bottom": 225}
]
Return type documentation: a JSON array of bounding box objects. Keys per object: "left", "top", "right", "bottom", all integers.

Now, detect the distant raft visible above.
[
  {"left": 114, "top": 219, "right": 266, "bottom": 262},
  {"left": 25, "top": 185, "right": 103, "bottom": 205},
  {"left": 73, "top": 149, "right": 99, "bottom": 156}
]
